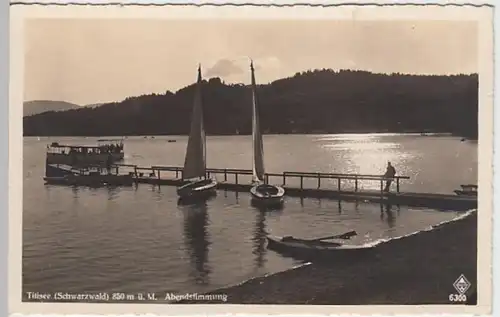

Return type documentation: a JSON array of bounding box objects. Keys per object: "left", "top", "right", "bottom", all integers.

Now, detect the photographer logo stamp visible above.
[{"left": 449, "top": 274, "right": 471, "bottom": 302}]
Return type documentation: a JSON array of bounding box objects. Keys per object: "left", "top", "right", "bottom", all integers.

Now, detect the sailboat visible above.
[
  {"left": 177, "top": 65, "right": 217, "bottom": 202},
  {"left": 249, "top": 61, "right": 285, "bottom": 206}
]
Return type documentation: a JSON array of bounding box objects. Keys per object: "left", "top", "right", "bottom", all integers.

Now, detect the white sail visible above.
[
  {"left": 182, "top": 65, "right": 207, "bottom": 180},
  {"left": 251, "top": 61, "right": 265, "bottom": 183}
]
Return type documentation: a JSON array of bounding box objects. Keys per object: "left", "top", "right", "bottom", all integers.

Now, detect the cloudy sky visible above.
[{"left": 24, "top": 19, "right": 477, "bottom": 105}]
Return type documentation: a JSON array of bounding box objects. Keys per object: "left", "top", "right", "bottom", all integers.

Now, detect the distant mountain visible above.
[
  {"left": 23, "top": 69, "right": 478, "bottom": 139},
  {"left": 23, "top": 100, "right": 81, "bottom": 117}
]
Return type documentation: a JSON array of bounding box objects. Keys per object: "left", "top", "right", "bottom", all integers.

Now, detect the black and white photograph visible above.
[{"left": 9, "top": 2, "right": 493, "bottom": 316}]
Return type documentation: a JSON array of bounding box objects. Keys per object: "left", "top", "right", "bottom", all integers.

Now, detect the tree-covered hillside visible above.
[{"left": 23, "top": 69, "right": 478, "bottom": 138}]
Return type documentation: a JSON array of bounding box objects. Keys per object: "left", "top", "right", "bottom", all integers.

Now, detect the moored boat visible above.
[
  {"left": 266, "top": 231, "right": 374, "bottom": 259},
  {"left": 453, "top": 184, "right": 478, "bottom": 196},
  {"left": 248, "top": 60, "right": 285, "bottom": 206},
  {"left": 250, "top": 184, "right": 285, "bottom": 206},
  {"left": 177, "top": 65, "right": 218, "bottom": 203},
  {"left": 46, "top": 139, "right": 124, "bottom": 166},
  {"left": 43, "top": 165, "right": 133, "bottom": 187}
]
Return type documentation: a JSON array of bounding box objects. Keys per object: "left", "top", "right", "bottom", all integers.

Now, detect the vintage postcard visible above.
[{"left": 9, "top": 1, "right": 494, "bottom": 316}]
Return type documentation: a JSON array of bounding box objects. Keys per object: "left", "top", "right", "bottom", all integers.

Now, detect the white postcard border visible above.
[{"left": 8, "top": 2, "right": 494, "bottom": 316}]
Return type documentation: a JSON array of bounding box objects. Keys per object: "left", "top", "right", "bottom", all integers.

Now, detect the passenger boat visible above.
[
  {"left": 43, "top": 164, "right": 133, "bottom": 187},
  {"left": 248, "top": 61, "right": 285, "bottom": 207},
  {"left": 453, "top": 184, "right": 478, "bottom": 196},
  {"left": 177, "top": 65, "right": 217, "bottom": 202},
  {"left": 266, "top": 231, "right": 374, "bottom": 258},
  {"left": 46, "top": 139, "right": 124, "bottom": 166}
]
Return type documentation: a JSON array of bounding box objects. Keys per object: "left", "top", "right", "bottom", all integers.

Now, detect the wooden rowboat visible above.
[{"left": 266, "top": 231, "right": 374, "bottom": 259}]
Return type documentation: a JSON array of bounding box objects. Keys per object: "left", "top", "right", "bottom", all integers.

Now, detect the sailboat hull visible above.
[
  {"left": 177, "top": 178, "right": 217, "bottom": 201},
  {"left": 250, "top": 184, "right": 285, "bottom": 206}
]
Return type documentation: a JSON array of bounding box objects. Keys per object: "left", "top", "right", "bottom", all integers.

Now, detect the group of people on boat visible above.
[{"left": 99, "top": 143, "right": 124, "bottom": 154}]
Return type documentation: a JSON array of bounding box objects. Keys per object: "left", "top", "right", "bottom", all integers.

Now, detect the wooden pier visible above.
[{"left": 110, "top": 164, "right": 476, "bottom": 210}]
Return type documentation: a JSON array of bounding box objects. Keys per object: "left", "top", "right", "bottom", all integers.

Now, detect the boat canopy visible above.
[
  {"left": 49, "top": 142, "right": 103, "bottom": 149},
  {"left": 97, "top": 139, "right": 124, "bottom": 144}
]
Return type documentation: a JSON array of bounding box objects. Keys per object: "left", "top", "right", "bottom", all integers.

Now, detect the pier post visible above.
[
  {"left": 134, "top": 166, "right": 138, "bottom": 177},
  {"left": 224, "top": 169, "right": 227, "bottom": 181},
  {"left": 355, "top": 177, "right": 358, "bottom": 192},
  {"left": 158, "top": 170, "right": 161, "bottom": 184},
  {"left": 380, "top": 180, "right": 383, "bottom": 193},
  {"left": 265, "top": 174, "right": 269, "bottom": 184},
  {"left": 317, "top": 173, "right": 321, "bottom": 189},
  {"left": 175, "top": 170, "right": 179, "bottom": 178},
  {"left": 300, "top": 176, "right": 303, "bottom": 189},
  {"left": 338, "top": 178, "right": 341, "bottom": 192},
  {"left": 396, "top": 178, "right": 400, "bottom": 193},
  {"left": 235, "top": 173, "right": 239, "bottom": 185},
  {"left": 282, "top": 173, "right": 286, "bottom": 186}
]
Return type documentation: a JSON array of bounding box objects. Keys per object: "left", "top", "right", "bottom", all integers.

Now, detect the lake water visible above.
[{"left": 22, "top": 134, "right": 477, "bottom": 297}]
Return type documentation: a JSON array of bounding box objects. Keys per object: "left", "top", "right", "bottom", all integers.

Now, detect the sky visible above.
[{"left": 24, "top": 19, "right": 477, "bottom": 105}]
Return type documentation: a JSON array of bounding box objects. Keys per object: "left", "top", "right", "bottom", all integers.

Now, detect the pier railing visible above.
[{"left": 113, "top": 164, "right": 410, "bottom": 193}]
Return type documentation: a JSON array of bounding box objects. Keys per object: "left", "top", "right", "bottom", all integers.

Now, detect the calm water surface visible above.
[{"left": 23, "top": 134, "right": 477, "bottom": 295}]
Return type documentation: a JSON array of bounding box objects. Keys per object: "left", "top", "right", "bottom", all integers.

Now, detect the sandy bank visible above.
[{"left": 181, "top": 211, "right": 477, "bottom": 305}]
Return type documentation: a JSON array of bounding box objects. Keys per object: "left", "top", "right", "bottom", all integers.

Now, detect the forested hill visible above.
[{"left": 23, "top": 69, "right": 478, "bottom": 138}]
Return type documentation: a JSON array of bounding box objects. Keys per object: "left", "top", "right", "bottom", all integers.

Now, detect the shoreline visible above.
[
  {"left": 180, "top": 210, "right": 478, "bottom": 305},
  {"left": 22, "top": 132, "right": 472, "bottom": 138}
]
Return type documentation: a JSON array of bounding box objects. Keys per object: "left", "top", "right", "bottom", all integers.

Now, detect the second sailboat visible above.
[{"left": 249, "top": 61, "right": 285, "bottom": 206}]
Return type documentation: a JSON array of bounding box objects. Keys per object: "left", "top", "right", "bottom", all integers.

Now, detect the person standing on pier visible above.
[{"left": 383, "top": 162, "right": 396, "bottom": 192}]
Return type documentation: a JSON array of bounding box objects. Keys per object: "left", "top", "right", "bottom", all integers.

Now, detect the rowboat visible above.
[
  {"left": 177, "top": 65, "right": 218, "bottom": 203},
  {"left": 266, "top": 231, "right": 374, "bottom": 259},
  {"left": 248, "top": 60, "right": 285, "bottom": 207}
]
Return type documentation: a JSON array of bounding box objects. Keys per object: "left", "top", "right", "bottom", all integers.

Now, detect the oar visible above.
[{"left": 309, "top": 230, "right": 357, "bottom": 242}]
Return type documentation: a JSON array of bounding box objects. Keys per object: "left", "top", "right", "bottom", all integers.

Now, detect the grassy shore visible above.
[{"left": 183, "top": 211, "right": 477, "bottom": 305}]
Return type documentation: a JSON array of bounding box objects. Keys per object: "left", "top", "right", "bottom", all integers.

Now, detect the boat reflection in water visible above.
[
  {"left": 180, "top": 202, "right": 212, "bottom": 286},
  {"left": 251, "top": 210, "right": 268, "bottom": 269},
  {"left": 250, "top": 198, "right": 285, "bottom": 212},
  {"left": 177, "top": 190, "right": 216, "bottom": 206}
]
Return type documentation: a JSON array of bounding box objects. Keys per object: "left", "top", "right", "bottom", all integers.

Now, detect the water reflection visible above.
[
  {"left": 181, "top": 202, "right": 211, "bottom": 285},
  {"left": 107, "top": 186, "right": 119, "bottom": 201},
  {"left": 320, "top": 134, "right": 404, "bottom": 189},
  {"left": 380, "top": 203, "right": 396, "bottom": 228},
  {"left": 70, "top": 186, "right": 80, "bottom": 210},
  {"left": 252, "top": 211, "right": 267, "bottom": 269},
  {"left": 71, "top": 185, "right": 79, "bottom": 199},
  {"left": 250, "top": 200, "right": 285, "bottom": 213}
]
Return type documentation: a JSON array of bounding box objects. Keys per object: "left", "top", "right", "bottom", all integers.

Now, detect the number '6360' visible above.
[{"left": 449, "top": 294, "right": 467, "bottom": 302}]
